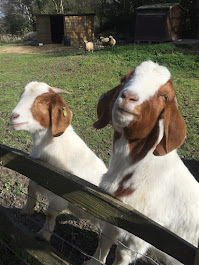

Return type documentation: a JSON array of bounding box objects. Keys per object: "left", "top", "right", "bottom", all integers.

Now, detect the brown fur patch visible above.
[
  {"left": 31, "top": 93, "right": 52, "bottom": 128},
  {"left": 154, "top": 101, "right": 186, "bottom": 155},
  {"left": 127, "top": 122, "right": 160, "bottom": 164},
  {"left": 31, "top": 92, "right": 72, "bottom": 136},
  {"left": 114, "top": 173, "right": 135, "bottom": 198}
]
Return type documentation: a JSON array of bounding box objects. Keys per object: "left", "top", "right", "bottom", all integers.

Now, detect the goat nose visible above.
[
  {"left": 10, "top": 113, "right": 20, "bottom": 121},
  {"left": 121, "top": 91, "right": 138, "bottom": 102}
]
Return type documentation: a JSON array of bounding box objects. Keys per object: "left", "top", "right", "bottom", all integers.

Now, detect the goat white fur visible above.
[
  {"left": 83, "top": 41, "right": 94, "bottom": 52},
  {"left": 100, "top": 36, "right": 116, "bottom": 46},
  {"left": 108, "top": 35, "right": 116, "bottom": 46},
  {"left": 9, "top": 81, "right": 107, "bottom": 241},
  {"left": 84, "top": 61, "right": 199, "bottom": 265},
  {"left": 100, "top": 36, "right": 109, "bottom": 46}
]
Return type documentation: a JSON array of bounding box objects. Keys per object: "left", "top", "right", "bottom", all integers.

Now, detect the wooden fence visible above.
[{"left": 0, "top": 144, "right": 199, "bottom": 265}]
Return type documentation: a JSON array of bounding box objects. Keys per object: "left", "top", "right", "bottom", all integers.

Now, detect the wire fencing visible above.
[
  {"left": 0, "top": 174, "right": 160, "bottom": 265},
  {"left": 0, "top": 144, "right": 197, "bottom": 265}
]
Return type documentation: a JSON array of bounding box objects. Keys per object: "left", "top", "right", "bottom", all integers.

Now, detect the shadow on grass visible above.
[{"left": 182, "top": 159, "right": 199, "bottom": 181}]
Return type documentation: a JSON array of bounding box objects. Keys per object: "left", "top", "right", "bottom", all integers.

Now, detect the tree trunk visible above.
[{"left": 191, "top": 0, "right": 199, "bottom": 38}]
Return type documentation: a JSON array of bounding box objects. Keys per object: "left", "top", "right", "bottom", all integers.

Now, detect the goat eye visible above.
[
  {"left": 163, "top": 95, "right": 168, "bottom": 102},
  {"left": 159, "top": 94, "right": 168, "bottom": 103}
]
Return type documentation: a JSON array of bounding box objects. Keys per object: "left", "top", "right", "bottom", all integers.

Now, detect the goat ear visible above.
[
  {"left": 93, "top": 84, "right": 121, "bottom": 129},
  {"left": 93, "top": 70, "right": 134, "bottom": 129},
  {"left": 50, "top": 95, "right": 72, "bottom": 137},
  {"left": 154, "top": 100, "right": 186, "bottom": 156},
  {"left": 50, "top": 87, "right": 71, "bottom": 95}
]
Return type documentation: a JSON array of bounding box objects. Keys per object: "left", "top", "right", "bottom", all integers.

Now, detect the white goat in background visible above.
[
  {"left": 100, "top": 36, "right": 116, "bottom": 46},
  {"left": 9, "top": 81, "right": 107, "bottom": 242},
  {"left": 83, "top": 40, "right": 94, "bottom": 52}
]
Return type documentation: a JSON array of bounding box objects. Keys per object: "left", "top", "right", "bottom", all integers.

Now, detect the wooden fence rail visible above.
[
  {"left": 0, "top": 144, "right": 198, "bottom": 265},
  {"left": 0, "top": 205, "right": 70, "bottom": 265}
]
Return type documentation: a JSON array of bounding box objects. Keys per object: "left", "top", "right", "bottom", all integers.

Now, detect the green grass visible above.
[
  {"left": 0, "top": 43, "right": 198, "bottom": 165},
  {"left": 0, "top": 42, "right": 198, "bottom": 264}
]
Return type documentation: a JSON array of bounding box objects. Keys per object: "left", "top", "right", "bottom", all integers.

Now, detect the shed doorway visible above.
[{"left": 50, "top": 15, "right": 64, "bottom": 43}]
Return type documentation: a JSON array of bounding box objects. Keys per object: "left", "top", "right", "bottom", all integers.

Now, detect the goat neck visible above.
[{"left": 113, "top": 119, "right": 164, "bottom": 165}]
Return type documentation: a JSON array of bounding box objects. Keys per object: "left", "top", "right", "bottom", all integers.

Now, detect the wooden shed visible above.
[
  {"left": 135, "top": 3, "right": 183, "bottom": 42},
  {"left": 36, "top": 13, "right": 95, "bottom": 46}
]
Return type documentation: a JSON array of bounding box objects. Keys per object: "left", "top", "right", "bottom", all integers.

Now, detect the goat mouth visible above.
[
  {"left": 10, "top": 122, "right": 28, "bottom": 127},
  {"left": 118, "top": 107, "right": 136, "bottom": 116}
]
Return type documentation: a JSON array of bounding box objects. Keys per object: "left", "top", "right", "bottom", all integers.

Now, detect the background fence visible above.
[{"left": 0, "top": 144, "right": 198, "bottom": 265}]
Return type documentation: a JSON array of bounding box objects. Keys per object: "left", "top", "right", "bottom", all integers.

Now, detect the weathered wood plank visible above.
[
  {"left": 0, "top": 205, "right": 71, "bottom": 265},
  {"left": 0, "top": 144, "right": 197, "bottom": 265}
]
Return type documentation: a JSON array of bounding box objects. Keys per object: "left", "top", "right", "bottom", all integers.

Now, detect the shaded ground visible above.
[
  {"left": 0, "top": 166, "right": 161, "bottom": 265},
  {"left": 0, "top": 40, "right": 199, "bottom": 55},
  {"left": 0, "top": 43, "right": 83, "bottom": 54},
  {"left": 1, "top": 160, "right": 198, "bottom": 265}
]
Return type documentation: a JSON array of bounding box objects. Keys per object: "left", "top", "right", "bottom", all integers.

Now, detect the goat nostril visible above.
[
  {"left": 122, "top": 91, "right": 138, "bottom": 102},
  {"left": 121, "top": 93, "right": 125, "bottom": 99},
  {"left": 11, "top": 113, "right": 20, "bottom": 121},
  {"left": 129, "top": 96, "right": 138, "bottom": 102}
]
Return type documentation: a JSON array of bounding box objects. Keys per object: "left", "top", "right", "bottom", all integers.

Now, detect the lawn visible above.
[
  {"left": 0, "top": 42, "right": 198, "bottom": 163},
  {"left": 0, "top": 42, "right": 198, "bottom": 264}
]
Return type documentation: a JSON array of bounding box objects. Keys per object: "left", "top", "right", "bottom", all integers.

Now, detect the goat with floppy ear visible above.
[
  {"left": 84, "top": 61, "right": 198, "bottom": 265},
  {"left": 9, "top": 81, "right": 107, "bottom": 242}
]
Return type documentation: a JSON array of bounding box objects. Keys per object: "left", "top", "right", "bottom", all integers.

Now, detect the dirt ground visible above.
[
  {"left": 0, "top": 166, "right": 158, "bottom": 265},
  {"left": 1, "top": 41, "right": 199, "bottom": 56},
  {"left": 0, "top": 43, "right": 83, "bottom": 54}
]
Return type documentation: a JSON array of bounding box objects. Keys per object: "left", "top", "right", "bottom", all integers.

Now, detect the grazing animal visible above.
[
  {"left": 83, "top": 40, "right": 94, "bottom": 52},
  {"left": 108, "top": 35, "right": 116, "bottom": 46},
  {"left": 9, "top": 81, "right": 107, "bottom": 241},
  {"left": 85, "top": 61, "right": 199, "bottom": 265},
  {"left": 100, "top": 36, "right": 110, "bottom": 46},
  {"left": 100, "top": 36, "right": 116, "bottom": 47}
]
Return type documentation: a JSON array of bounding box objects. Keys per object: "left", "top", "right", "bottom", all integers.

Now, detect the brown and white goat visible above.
[
  {"left": 84, "top": 61, "right": 199, "bottom": 265},
  {"left": 9, "top": 81, "right": 107, "bottom": 241}
]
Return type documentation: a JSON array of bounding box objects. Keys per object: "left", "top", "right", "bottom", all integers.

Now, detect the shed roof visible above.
[{"left": 137, "top": 3, "right": 182, "bottom": 10}]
